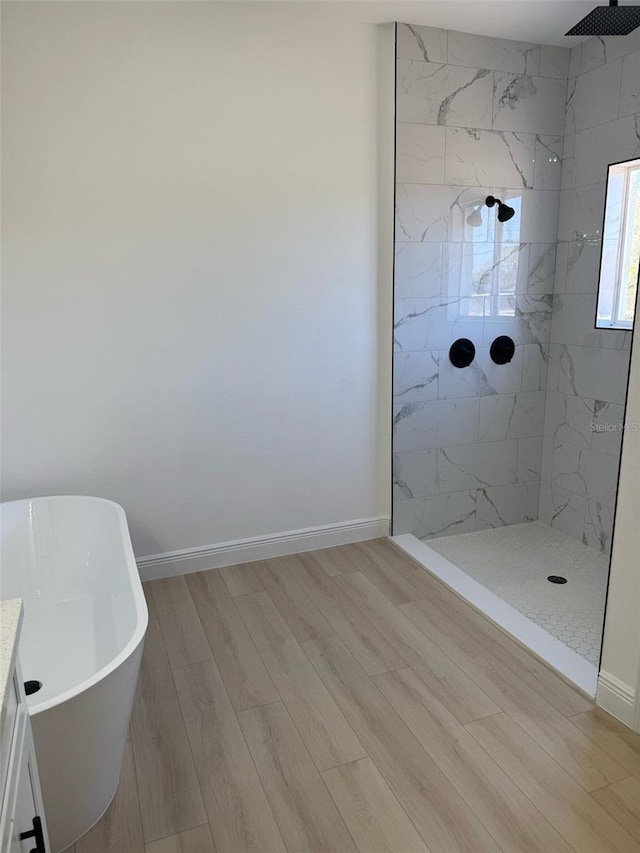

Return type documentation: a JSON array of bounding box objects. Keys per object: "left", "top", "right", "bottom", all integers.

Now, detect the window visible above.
[{"left": 596, "top": 157, "right": 640, "bottom": 330}]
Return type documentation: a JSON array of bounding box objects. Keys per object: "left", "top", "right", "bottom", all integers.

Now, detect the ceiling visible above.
[
  {"left": 157, "top": 0, "right": 637, "bottom": 49},
  {"left": 367, "top": 1, "right": 597, "bottom": 46},
  {"left": 240, "top": 0, "right": 613, "bottom": 47}
]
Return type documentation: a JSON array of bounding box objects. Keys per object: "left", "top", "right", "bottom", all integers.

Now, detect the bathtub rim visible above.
[{"left": 1, "top": 495, "right": 148, "bottom": 716}]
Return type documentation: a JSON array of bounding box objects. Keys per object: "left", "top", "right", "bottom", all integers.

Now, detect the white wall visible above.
[
  {"left": 1, "top": 2, "right": 394, "bottom": 558},
  {"left": 598, "top": 334, "right": 640, "bottom": 728}
]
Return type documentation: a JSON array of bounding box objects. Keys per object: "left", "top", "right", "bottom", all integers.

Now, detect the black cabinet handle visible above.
[{"left": 20, "top": 816, "right": 46, "bottom": 852}]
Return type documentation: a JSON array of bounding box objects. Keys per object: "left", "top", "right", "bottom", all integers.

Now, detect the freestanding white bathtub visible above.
[{"left": 0, "top": 496, "right": 148, "bottom": 852}]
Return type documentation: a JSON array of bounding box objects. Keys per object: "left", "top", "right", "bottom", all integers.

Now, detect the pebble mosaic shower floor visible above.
[{"left": 427, "top": 521, "right": 609, "bottom": 665}]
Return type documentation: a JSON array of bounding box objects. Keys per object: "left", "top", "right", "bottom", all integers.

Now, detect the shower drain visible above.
[
  {"left": 24, "top": 680, "right": 42, "bottom": 696},
  {"left": 547, "top": 575, "right": 568, "bottom": 585}
]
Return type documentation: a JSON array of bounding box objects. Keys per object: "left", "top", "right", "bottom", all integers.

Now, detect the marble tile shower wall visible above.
[
  {"left": 541, "top": 32, "right": 640, "bottom": 555},
  {"left": 393, "top": 24, "right": 568, "bottom": 540}
]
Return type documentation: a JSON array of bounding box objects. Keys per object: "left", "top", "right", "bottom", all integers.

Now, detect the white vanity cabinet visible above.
[{"left": 1, "top": 602, "right": 49, "bottom": 853}]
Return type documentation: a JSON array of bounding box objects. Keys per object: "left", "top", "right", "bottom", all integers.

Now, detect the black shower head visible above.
[
  {"left": 566, "top": 1, "right": 640, "bottom": 37},
  {"left": 486, "top": 195, "right": 515, "bottom": 223}
]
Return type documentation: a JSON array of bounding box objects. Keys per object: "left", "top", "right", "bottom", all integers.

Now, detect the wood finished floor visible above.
[{"left": 66, "top": 538, "right": 640, "bottom": 853}]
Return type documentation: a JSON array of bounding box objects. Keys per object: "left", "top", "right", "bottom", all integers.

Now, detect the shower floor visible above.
[{"left": 425, "top": 521, "right": 609, "bottom": 666}]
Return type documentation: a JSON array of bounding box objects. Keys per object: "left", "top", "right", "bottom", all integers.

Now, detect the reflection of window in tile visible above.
[
  {"left": 458, "top": 195, "right": 522, "bottom": 319},
  {"left": 596, "top": 158, "right": 639, "bottom": 330}
]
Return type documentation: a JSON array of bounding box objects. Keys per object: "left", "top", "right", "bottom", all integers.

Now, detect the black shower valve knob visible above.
[
  {"left": 490, "top": 336, "right": 515, "bottom": 365},
  {"left": 449, "top": 338, "right": 476, "bottom": 369}
]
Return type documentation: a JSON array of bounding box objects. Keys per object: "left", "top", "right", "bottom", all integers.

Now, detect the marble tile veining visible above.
[
  {"left": 590, "top": 400, "right": 626, "bottom": 457},
  {"left": 544, "top": 391, "right": 594, "bottom": 448},
  {"left": 516, "top": 436, "right": 544, "bottom": 482},
  {"left": 533, "top": 135, "right": 563, "bottom": 191},
  {"left": 396, "top": 59, "right": 494, "bottom": 128},
  {"left": 554, "top": 239, "right": 601, "bottom": 295},
  {"left": 493, "top": 73, "right": 566, "bottom": 136},
  {"left": 396, "top": 23, "right": 447, "bottom": 64},
  {"left": 393, "top": 397, "right": 480, "bottom": 453},
  {"left": 393, "top": 351, "right": 439, "bottom": 402},
  {"left": 572, "top": 113, "right": 640, "bottom": 188},
  {"left": 444, "top": 128, "right": 536, "bottom": 189},
  {"left": 447, "top": 30, "right": 540, "bottom": 76},
  {"left": 551, "top": 441, "right": 619, "bottom": 507},
  {"left": 538, "top": 480, "right": 587, "bottom": 541},
  {"left": 396, "top": 123, "right": 446, "bottom": 184},
  {"left": 557, "top": 183, "right": 606, "bottom": 242},
  {"left": 394, "top": 490, "right": 477, "bottom": 539},
  {"left": 395, "top": 183, "right": 472, "bottom": 243},
  {"left": 583, "top": 499, "right": 615, "bottom": 555},
  {"left": 444, "top": 241, "right": 529, "bottom": 300},
  {"left": 521, "top": 343, "right": 549, "bottom": 392},
  {"left": 437, "top": 440, "right": 519, "bottom": 494},
  {"left": 579, "top": 28, "right": 640, "bottom": 74},
  {"left": 554, "top": 343, "right": 630, "bottom": 405},
  {"left": 476, "top": 480, "right": 539, "bottom": 528},
  {"left": 479, "top": 391, "right": 545, "bottom": 442},
  {"left": 393, "top": 296, "right": 480, "bottom": 353},
  {"left": 482, "top": 294, "right": 553, "bottom": 348},
  {"left": 394, "top": 242, "right": 443, "bottom": 299},
  {"left": 539, "top": 45, "right": 570, "bottom": 81},
  {"left": 393, "top": 449, "right": 438, "bottom": 500},
  {"left": 525, "top": 243, "right": 556, "bottom": 294},
  {"left": 565, "top": 60, "right": 623, "bottom": 135},
  {"left": 620, "top": 50, "right": 640, "bottom": 117}
]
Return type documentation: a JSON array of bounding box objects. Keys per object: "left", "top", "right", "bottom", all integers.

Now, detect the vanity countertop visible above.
[{"left": 0, "top": 598, "right": 23, "bottom": 721}]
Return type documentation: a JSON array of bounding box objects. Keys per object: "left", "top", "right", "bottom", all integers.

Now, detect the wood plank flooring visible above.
[{"left": 65, "top": 538, "right": 640, "bottom": 852}]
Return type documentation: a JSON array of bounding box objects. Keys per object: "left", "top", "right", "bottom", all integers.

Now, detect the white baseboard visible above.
[
  {"left": 596, "top": 671, "right": 637, "bottom": 729},
  {"left": 137, "top": 516, "right": 390, "bottom": 581}
]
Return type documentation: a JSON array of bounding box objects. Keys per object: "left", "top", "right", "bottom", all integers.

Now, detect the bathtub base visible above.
[
  {"left": 58, "top": 779, "right": 119, "bottom": 853},
  {"left": 31, "top": 640, "right": 143, "bottom": 853}
]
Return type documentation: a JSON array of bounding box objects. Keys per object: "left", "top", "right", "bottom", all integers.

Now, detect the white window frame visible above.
[{"left": 596, "top": 158, "right": 640, "bottom": 331}]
